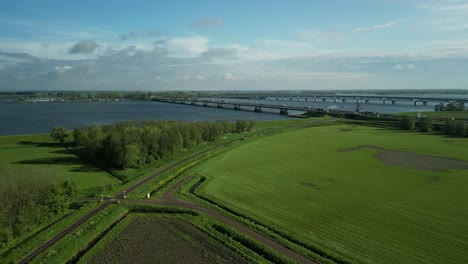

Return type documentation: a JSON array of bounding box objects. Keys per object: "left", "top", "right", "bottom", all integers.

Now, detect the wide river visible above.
[
  {"left": 0, "top": 98, "right": 445, "bottom": 136},
  {"left": 0, "top": 101, "right": 293, "bottom": 136}
]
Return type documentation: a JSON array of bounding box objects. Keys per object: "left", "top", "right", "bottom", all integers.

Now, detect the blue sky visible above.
[{"left": 1, "top": 0, "right": 468, "bottom": 91}]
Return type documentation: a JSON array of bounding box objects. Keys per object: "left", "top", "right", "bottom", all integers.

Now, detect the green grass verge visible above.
[
  {"left": 191, "top": 124, "right": 468, "bottom": 264},
  {"left": 0, "top": 134, "right": 121, "bottom": 197},
  {"left": 0, "top": 202, "right": 96, "bottom": 264}
]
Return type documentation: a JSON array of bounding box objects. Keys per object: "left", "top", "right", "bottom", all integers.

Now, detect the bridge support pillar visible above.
[
  {"left": 280, "top": 108, "right": 288, "bottom": 115},
  {"left": 314, "top": 97, "right": 318, "bottom": 102},
  {"left": 342, "top": 99, "right": 346, "bottom": 103},
  {"left": 254, "top": 106, "right": 263, "bottom": 112},
  {"left": 234, "top": 104, "right": 241, "bottom": 110},
  {"left": 365, "top": 99, "right": 369, "bottom": 104},
  {"left": 322, "top": 98, "right": 327, "bottom": 102},
  {"left": 414, "top": 101, "right": 418, "bottom": 106},
  {"left": 356, "top": 99, "right": 361, "bottom": 104},
  {"left": 203, "top": 102, "right": 208, "bottom": 107},
  {"left": 392, "top": 100, "right": 396, "bottom": 105},
  {"left": 334, "top": 98, "right": 337, "bottom": 103},
  {"left": 423, "top": 101, "right": 428, "bottom": 106},
  {"left": 305, "top": 98, "right": 308, "bottom": 102},
  {"left": 383, "top": 100, "right": 387, "bottom": 105}
]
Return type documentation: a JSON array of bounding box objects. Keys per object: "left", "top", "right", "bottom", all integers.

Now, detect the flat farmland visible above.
[
  {"left": 84, "top": 216, "right": 249, "bottom": 264},
  {"left": 0, "top": 134, "right": 121, "bottom": 196},
  {"left": 193, "top": 124, "right": 468, "bottom": 263}
]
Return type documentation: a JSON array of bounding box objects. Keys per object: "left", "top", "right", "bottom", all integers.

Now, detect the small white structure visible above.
[{"left": 147, "top": 193, "right": 151, "bottom": 198}]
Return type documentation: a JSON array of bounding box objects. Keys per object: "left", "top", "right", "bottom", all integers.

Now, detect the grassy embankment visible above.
[{"left": 191, "top": 124, "right": 468, "bottom": 264}]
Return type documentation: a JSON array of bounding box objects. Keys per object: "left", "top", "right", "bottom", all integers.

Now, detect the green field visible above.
[
  {"left": 193, "top": 124, "right": 468, "bottom": 263},
  {"left": 0, "top": 134, "right": 121, "bottom": 196}
]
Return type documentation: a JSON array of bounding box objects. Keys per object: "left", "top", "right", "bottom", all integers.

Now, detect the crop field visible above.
[
  {"left": 193, "top": 124, "right": 468, "bottom": 263},
  {"left": 0, "top": 134, "right": 121, "bottom": 196},
  {"left": 84, "top": 216, "right": 249, "bottom": 264}
]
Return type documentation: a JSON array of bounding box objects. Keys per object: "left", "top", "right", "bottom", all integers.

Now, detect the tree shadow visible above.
[
  {"left": 13, "top": 157, "right": 81, "bottom": 165},
  {"left": 17, "top": 141, "right": 60, "bottom": 148}
]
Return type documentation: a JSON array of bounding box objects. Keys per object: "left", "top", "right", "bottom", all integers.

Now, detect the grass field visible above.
[
  {"left": 193, "top": 124, "right": 468, "bottom": 263},
  {"left": 0, "top": 134, "right": 121, "bottom": 196}
]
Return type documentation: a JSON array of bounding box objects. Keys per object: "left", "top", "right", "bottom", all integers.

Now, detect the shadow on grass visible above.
[
  {"left": 13, "top": 156, "right": 81, "bottom": 165},
  {"left": 17, "top": 141, "right": 60, "bottom": 148}
]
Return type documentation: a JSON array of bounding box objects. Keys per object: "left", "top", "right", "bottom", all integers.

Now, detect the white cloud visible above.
[
  {"left": 196, "top": 75, "right": 206, "bottom": 80},
  {"left": 167, "top": 37, "right": 209, "bottom": 58},
  {"left": 54, "top": 65, "right": 73, "bottom": 74},
  {"left": 393, "top": 63, "right": 416, "bottom": 70},
  {"left": 353, "top": 21, "right": 403, "bottom": 32},
  {"left": 222, "top": 72, "right": 244, "bottom": 81}
]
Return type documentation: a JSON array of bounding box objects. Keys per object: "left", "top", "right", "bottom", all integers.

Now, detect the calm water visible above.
[
  {"left": 0, "top": 101, "right": 291, "bottom": 136},
  {"left": 0, "top": 96, "right": 448, "bottom": 136}
]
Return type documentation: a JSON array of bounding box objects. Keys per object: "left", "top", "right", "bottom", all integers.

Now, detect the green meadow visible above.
[
  {"left": 0, "top": 134, "right": 121, "bottom": 197},
  {"left": 193, "top": 124, "right": 468, "bottom": 263}
]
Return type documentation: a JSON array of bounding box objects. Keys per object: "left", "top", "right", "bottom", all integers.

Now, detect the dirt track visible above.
[
  {"left": 127, "top": 175, "right": 316, "bottom": 264},
  {"left": 18, "top": 119, "right": 328, "bottom": 264}
]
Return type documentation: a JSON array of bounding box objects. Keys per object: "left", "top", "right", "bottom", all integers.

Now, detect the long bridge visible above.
[
  {"left": 153, "top": 98, "right": 317, "bottom": 115},
  {"left": 223, "top": 95, "right": 468, "bottom": 106}
]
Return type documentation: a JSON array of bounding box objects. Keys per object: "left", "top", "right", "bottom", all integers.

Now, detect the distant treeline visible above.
[
  {"left": 0, "top": 170, "right": 77, "bottom": 248},
  {"left": 72, "top": 119, "right": 255, "bottom": 170},
  {"left": 2, "top": 91, "right": 203, "bottom": 102},
  {"left": 401, "top": 116, "right": 468, "bottom": 137},
  {"left": 434, "top": 102, "right": 465, "bottom": 112}
]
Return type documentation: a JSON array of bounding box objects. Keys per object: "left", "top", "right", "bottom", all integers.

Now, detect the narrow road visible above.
[
  {"left": 18, "top": 142, "right": 231, "bottom": 264},
  {"left": 19, "top": 119, "right": 329, "bottom": 263},
  {"left": 127, "top": 175, "right": 316, "bottom": 264}
]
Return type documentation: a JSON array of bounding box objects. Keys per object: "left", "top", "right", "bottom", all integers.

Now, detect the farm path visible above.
[
  {"left": 127, "top": 174, "right": 316, "bottom": 264},
  {"left": 19, "top": 119, "right": 330, "bottom": 264}
]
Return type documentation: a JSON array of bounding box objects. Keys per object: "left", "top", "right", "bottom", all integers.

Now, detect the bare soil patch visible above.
[
  {"left": 88, "top": 217, "right": 247, "bottom": 264},
  {"left": 339, "top": 145, "right": 468, "bottom": 171}
]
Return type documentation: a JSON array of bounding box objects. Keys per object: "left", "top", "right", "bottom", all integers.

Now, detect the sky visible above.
[{"left": 1, "top": 0, "right": 468, "bottom": 91}]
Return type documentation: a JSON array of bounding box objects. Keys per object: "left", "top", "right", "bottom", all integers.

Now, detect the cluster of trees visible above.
[
  {"left": 442, "top": 119, "right": 468, "bottom": 137},
  {"left": 400, "top": 116, "right": 468, "bottom": 137},
  {"left": 434, "top": 102, "right": 465, "bottom": 112},
  {"left": 0, "top": 170, "right": 77, "bottom": 247},
  {"left": 71, "top": 119, "right": 255, "bottom": 170},
  {"left": 401, "top": 116, "right": 433, "bottom": 132}
]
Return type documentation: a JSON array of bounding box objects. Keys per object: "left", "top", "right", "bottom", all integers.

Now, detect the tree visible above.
[
  {"left": 443, "top": 119, "right": 456, "bottom": 135},
  {"left": 455, "top": 121, "right": 467, "bottom": 137},
  {"left": 50, "top": 127, "right": 68, "bottom": 144},
  {"left": 417, "top": 117, "right": 433, "bottom": 132},
  {"left": 434, "top": 103, "right": 445, "bottom": 111},
  {"left": 120, "top": 144, "right": 145, "bottom": 169},
  {"left": 401, "top": 116, "right": 415, "bottom": 130}
]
